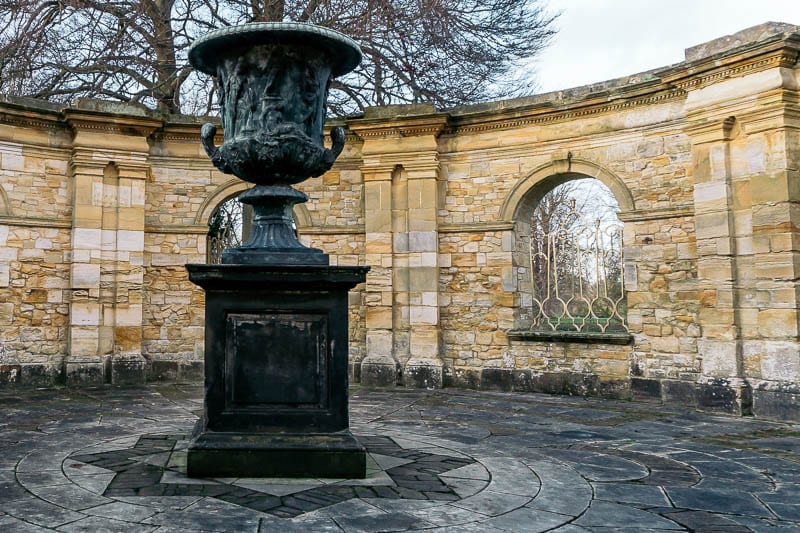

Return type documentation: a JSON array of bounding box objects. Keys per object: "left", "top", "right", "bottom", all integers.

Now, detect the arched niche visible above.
[{"left": 502, "top": 157, "right": 632, "bottom": 336}]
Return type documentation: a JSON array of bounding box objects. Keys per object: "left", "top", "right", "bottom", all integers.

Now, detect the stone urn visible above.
[{"left": 189, "top": 22, "right": 361, "bottom": 264}]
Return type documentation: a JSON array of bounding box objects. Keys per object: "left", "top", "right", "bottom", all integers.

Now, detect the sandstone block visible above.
[
  {"left": 758, "top": 309, "right": 799, "bottom": 338},
  {"left": 366, "top": 307, "right": 393, "bottom": 329}
]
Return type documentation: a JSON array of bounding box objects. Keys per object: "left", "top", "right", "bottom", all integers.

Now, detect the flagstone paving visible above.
[{"left": 1, "top": 385, "right": 799, "bottom": 532}]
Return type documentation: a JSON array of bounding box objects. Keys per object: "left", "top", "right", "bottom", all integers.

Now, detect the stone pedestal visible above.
[{"left": 185, "top": 264, "right": 368, "bottom": 478}]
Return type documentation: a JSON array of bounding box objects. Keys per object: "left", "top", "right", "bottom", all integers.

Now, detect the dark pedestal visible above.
[{"left": 185, "top": 264, "right": 369, "bottom": 478}]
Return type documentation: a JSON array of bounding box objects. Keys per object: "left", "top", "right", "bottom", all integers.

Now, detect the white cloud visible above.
[{"left": 533, "top": 0, "right": 800, "bottom": 92}]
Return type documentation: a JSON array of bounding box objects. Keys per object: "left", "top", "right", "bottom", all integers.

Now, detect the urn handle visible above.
[
  {"left": 201, "top": 123, "right": 233, "bottom": 175},
  {"left": 200, "top": 123, "right": 218, "bottom": 159},
  {"left": 324, "top": 126, "right": 346, "bottom": 165}
]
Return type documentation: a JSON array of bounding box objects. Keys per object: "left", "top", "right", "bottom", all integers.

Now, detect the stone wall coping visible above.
[
  {"left": 684, "top": 21, "right": 799, "bottom": 61},
  {"left": 1, "top": 21, "right": 797, "bottom": 140}
]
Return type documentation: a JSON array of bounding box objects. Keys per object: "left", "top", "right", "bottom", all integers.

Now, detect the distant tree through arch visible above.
[{"left": 514, "top": 178, "right": 627, "bottom": 334}]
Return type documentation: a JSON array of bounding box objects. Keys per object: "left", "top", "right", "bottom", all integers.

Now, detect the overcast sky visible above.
[{"left": 533, "top": 0, "right": 800, "bottom": 93}]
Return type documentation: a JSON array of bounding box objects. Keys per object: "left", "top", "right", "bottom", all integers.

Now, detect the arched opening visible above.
[
  {"left": 205, "top": 192, "right": 310, "bottom": 264},
  {"left": 513, "top": 176, "right": 627, "bottom": 334},
  {"left": 206, "top": 193, "right": 252, "bottom": 263}
]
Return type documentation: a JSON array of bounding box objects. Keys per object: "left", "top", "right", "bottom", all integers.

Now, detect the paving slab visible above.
[
  {"left": 573, "top": 501, "right": 683, "bottom": 530},
  {"left": 592, "top": 482, "right": 671, "bottom": 507},
  {"left": 0, "top": 385, "right": 799, "bottom": 531}
]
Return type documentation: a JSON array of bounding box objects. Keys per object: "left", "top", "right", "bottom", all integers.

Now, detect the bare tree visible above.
[
  {"left": 0, "top": 0, "right": 557, "bottom": 115},
  {"left": 0, "top": 1, "right": 192, "bottom": 113}
]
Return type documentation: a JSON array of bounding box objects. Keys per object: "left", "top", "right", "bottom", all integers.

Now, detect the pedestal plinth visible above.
[{"left": 185, "top": 264, "right": 369, "bottom": 478}]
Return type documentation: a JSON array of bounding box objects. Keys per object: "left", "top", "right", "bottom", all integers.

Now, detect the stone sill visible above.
[{"left": 507, "top": 330, "right": 633, "bottom": 345}]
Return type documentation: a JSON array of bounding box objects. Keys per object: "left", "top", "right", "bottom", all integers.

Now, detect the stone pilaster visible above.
[
  {"left": 65, "top": 108, "right": 158, "bottom": 385},
  {"left": 685, "top": 116, "right": 750, "bottom": 413},
  {"left": 400, "top": 159, "right": 442, "bottom": 388},
  {"left": 351, "top": 106, "right": 447, "bottom": 388},
  {"left": 360, "top": 163, "right": 399, "bottom": 386},
  {"left": 736, "top": 100, "right": 800, "bottom": 419},
  {"left": 681, "top": 36, "right": 800, "bottom": 416}
]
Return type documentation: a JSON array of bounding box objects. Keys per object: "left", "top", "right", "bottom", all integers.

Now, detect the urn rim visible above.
[{"left": 189, "top": 22, "right": 362, "bottom": 77}]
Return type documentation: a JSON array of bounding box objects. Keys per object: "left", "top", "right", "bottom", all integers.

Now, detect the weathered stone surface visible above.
[
  {"left": 360, "top": 355, "right": 399, "bottom": 387},
  {"left": 0, "top": 385, "right": 799, "bottom": 528},
  {"left": 0, "top": 24, "right": 799, "bottom": 420}
]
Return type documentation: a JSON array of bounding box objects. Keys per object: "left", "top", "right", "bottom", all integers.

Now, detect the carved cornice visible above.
[
  {"left": 63, "top": 109, "right": 163, "bottom": 138},
  {"left": 356, "top": 124, "right": 445, "bottom": 138},
  {"left": 446, "top": 88, "right": 686, "bottom": 135},
  {"left": 0, "top": 110, "right": 63, "bottom": 133},
  {"left": 673, "top": 51, "right": 798, "bottom": 92},
  {"left": 349, "top": 114, "right": 448, "bottom": 139},
  {"left": 0, "top": 97, "right": 64, "bottom": 134},
  {"left": 156, "top": 119, "right": 221, "bottom": 144},
  {"left": 324, "top": 124, "right": 362, "bottom": 145},
  {"left": 662, "top": 35, "right": 800, "bottom": 92}
]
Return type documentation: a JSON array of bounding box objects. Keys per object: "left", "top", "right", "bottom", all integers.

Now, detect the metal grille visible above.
[
  {"left": 529, "top": 198, "right": 627, "bottom": 333},
  {"left": 207, "top": 197, "right": 244, "bottom": 264}
]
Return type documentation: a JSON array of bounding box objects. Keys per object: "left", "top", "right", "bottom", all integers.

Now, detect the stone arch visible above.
[
  {"left": 194, "top": 179, "right": 312, "bottom": 229},
  {"left": 499, "top": 157, "right": 635, "bottom": 223},
  {"left": 194, "top": 178, "right": 249, "bottom": 225},
  {"left": 505, "top": 157, "right": 631, "bottom": 333}
]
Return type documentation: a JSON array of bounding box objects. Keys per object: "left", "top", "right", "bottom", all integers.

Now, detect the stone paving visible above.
[{"left": 1, "top": 386, "right": 800, "bottom": 532}]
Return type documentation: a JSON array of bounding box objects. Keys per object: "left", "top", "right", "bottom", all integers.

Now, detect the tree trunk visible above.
[
  {"left": 149, "top": 0, "right": 180, "bottom": 113},
  {"left": 255, "top": 0, "right": 285, "bottom": 22}
]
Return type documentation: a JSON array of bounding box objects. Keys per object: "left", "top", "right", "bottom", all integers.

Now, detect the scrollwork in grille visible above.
[{"left": 529, "top": 197, "right": 627, "bottom": 333}]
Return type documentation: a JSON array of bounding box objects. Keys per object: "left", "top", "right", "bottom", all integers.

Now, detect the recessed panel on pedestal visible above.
[{"left": 226, "top": 312, "right": 327, "bottom": 406}]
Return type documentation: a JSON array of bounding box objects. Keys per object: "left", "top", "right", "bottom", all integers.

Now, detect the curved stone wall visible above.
[{"left": 0, "top": 23, "right": 798, "bottom": 419}]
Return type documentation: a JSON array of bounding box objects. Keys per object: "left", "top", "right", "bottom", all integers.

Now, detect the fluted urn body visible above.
[{"left": 188, "top": 23, "right": 361, "bottom": 264}]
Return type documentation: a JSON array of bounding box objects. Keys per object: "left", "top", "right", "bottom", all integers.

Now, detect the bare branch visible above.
[{"left": 0, "top": 0, "right": 557, "bottom": 115}]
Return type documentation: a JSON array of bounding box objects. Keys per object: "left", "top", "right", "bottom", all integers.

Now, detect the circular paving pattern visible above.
[
  {"left": 10, "top": 428, "right": 750, "bottom": 532},
  {"left": 2, "top": 387, "right": 800, "bottom": 531},
  {"left": 65, "top": 433, "right": 491, "bottom": 517}
]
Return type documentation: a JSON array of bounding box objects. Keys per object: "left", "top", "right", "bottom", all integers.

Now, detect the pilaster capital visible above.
[
  {"left": 684, "top": 115, "right": 739, "bottom": 145},
  {"left": 64, "top": 107, "right": 162, "bottom": 154},
  {"left": 348, "top": 107, "right": 448, "bottom": 151},
  {"left": 68, "top": 148, "right": 150, "bottom": 178},
  {"left": 359, "top": 151, "right": 441, "bottom": 182}
]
